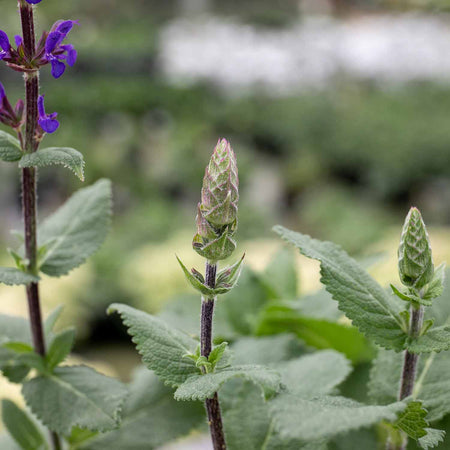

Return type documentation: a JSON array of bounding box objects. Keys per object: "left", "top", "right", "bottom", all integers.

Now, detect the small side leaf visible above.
[
  {"left": 1, "top": 399, "right": 48, "bottom": 450},
  {"left": 19, "top": 147, "right": 85, "bottom": 181},
  {"left": 174, "top": 365, "right": 281, "bottom": 401},
  {"left": 0, "top": 131, "right": 22, "bottom": 162},
  {"left": 407, "top": 326, "right": 450, "bottom": 353},
  {"left": 418, "top": 428, "right": 446, "bottom": 449},
  {"left": 0, "top": 267, "right": 39, "bottom": 286},
  {"left": 46, "top": 328, "right": 76, "bottom": 370},
  {"left": 22, "top": 365, "right": 127, "bottom": 435},
  {"left": 393, "top": 401, "right": 428, "bottom": 440},
  {"left": 176, "top": 256, "right": 216, "bottom": 297}
]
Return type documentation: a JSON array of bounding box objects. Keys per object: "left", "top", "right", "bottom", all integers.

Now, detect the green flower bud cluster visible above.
[
  {"left": 398, "top": 207, "right": 434, "bottom": 289},
  {"left": 193, "top": 138, "right": 239, "bottom": 262}
]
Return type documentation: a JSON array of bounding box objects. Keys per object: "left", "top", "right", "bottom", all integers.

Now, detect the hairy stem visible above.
[
  {"left": 390, "top": 304, "right": 424, "bottom": 450},
  {"left": 201, "top": 262, "right": 226, "bottom": 450},
  {"left": 19, "top": 2, "right": 62, "bottom": 449}
]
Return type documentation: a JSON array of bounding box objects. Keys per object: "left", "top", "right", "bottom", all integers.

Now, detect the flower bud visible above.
[
  {"left": 398, "top": 207, "right": 434, "bottom": 289},
  {"left": 193, "top": 139, "right": 239, "bottom": 262},
  {"left": 201, "top": 138, "right": 238, "bottom": 227}
]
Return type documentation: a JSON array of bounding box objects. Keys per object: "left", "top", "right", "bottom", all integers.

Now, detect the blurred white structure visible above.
[{"left": 159, "top": 14, "right": 450, "bottom": 93}]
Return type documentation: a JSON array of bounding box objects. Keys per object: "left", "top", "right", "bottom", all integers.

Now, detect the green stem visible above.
[{"left": 18, "top": 2, "right": 62, "bottom": 449}]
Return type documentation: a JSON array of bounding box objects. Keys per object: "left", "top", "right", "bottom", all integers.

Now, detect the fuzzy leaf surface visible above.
[
  {"left": 45, "top": 328, "right": 76, "bottom": 370},
  {"left": 270, "top": 395, "right": 404, "bottom": 442},
  {"left": 174, "top": 365, "right": 281, "bottom": 401},
  {"left": 22, "top": 366, "right": 127, "bottom": 435},
  {"left": 394, "top": 401, "right": 428, "bottom": 439},
  {"left": 109, "top": 303, "right": 198, "bottom": 387},
  {"left": 369, "top": 349, "right": 450, "bottom": 422},
  {"left": 406, "top": 326, "right": 450, "bottom": 353},
  {"left": 19, "top": 147, "right": 85, "bottom": 181},
  {"left": 418, "top": 428, "right": 446, "bottom": 449},
  {"left": 78, "top": 368, "right": 204, "bottom": 450},
  {"left": 1, "top": 400, "right": 48, "bottom": 450},
  {"left": 0, "top": 131, "right": 22, "bottom": 162},
  {"left": 274, "top": 226, "right": 406, "bottom": 351},
  {"left": 0, "top": 267, "right": 39, "bottom": 286},
  {"left": 37, "top": 179, "right": 112, "bottom": 277},
  {"left": 223, "top": 382, "right": 324, "bottom": 450}
]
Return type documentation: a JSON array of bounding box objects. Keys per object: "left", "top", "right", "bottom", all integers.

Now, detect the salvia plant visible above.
[{"left": 2, "top": 3, "right": 450, "bottom": 450}]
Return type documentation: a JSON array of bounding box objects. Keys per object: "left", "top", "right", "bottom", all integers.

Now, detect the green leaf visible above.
[
  {"left": 45, "top": 328, "right": 76, "bottom": 370},
  {"left": 22, "top": 365, "right": 127, "bottom": 435},
  {"left": 174, "top": 365, "right": 281, "bottom": 401},
  {"left": 230, "top": 335, "right": 303, "bottom": 366},
  {"left": 176, "top": 256, "right": 216, "bottom": 296},
  {"left": 108, "top": 303, "right": 198, "bottom": 387},
  {"left": 390, "top": 284, "right": 432, "bottom": 307},
  {"left": 1, "top": 399, "right": 48, "bottom": 450},
  {"left": 394, "top": 401, "right": 428, "bottom": 439},
  {"left": 270, "top": 395, "right": 404, "bottom": 442},
  {"left": 19, "top": 147, "right": 85, "bottom": 181},
  {"left": 0, "top": 267, "right": 39, "bottom": 286},
  {"left": 223, "top": 382, "right": 319, "bottom": 450},
  {"left": 0, "top": 131, "right": 22, "bottom": 162},
  {"left": 37, "top": 179, "right": 112, "bottom": 277},
  {"left": 369, "top": 349, "right": 450, "bottom": 422},
  {"left": 422, "top": 263, "right": 446, "bottom": 301},
  {"left": 215, "top": 254, "right": 245, "bottom": 292},
  {"left": 208, "top": 342, "right": 228, "bottom": 368},
  {"left": 0, "top": 434, "right": 21, "bottom": 450},
  {"left": 278, "top": 350, "right": 352, "bottom": 397},
  {"left": 406, "top": 326, "right": 450, "bottom": 353},
  {"left": 77, "top": 368, "right": 205, "bottom": 450},
  {"left": 44, "top": 305, "right": 64, "bottom": 343},
  {"left": 274, "top": 226, "right": 407, "bottom": 351},
  {"left": 261, "top": 248, "right": 298, "bottom": 299},
  {"left": 256, "top": 303, "right": 374, "bottom": 364},
  {"left": 418, "top": 428, "right": 446, "bottom": 449}
]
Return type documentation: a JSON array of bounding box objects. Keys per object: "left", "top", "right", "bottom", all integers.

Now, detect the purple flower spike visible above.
[
  {"left": 44, "top": 20, "right": 79, "bottom": 79},
  {"left": 38, "top": 95, "right": 59, "bottom": 133},
  {"left": 25, "top": 0, "right": 43, "bottom": 4},
  {"left": 0, "top": 30, "right": 11, "bottom": 61},
  {"left": 14, "top": 35, "right": 23, "bottom": 48}
]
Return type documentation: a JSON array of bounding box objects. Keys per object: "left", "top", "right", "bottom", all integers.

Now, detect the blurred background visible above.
[{"left": 2, "top": 0, "right": 450, "bottom": 428}]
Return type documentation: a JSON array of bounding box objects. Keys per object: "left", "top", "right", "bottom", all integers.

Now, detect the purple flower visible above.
[
  {"left": 0, "top": 83, "right": 23, "bottom": 129},
  {"left": 25, "top": 0, "right": 43, "bottom": 3},
  {"left": 0, "top": 83, "right": 5, "bottom": 102},
  {"left": 44, "top": 20, "right": 78, "bottom": 79},
  {"left": 0, "top": 30, "right": 11, "bottom": 61},
  {"left": 38, "top": 96, "right": 59, "bottom": 133}
]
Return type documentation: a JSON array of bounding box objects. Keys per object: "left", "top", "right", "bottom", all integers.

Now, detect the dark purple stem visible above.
[
  {"left": 392, "top": 305, "right": 424, "bottom": 450},
  {"left": 201, "top": 262, "right": 226, "bottom": 450},
  {"left": 19, "top": 2, "right": 62, "bottom": 449}
]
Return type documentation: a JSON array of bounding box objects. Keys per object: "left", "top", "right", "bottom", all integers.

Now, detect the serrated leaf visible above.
[
  {"left": 261, "top": 247, "right": 298, "bottom": 299},
  {"left": 256, "top": 303, "right": 374, "bottom": 364},
  {"left": 418, "top": 428, "right": 446, "bottom": 449},
  {"left": 22, "top": 365, "right": 127, "bottom": 435},
  {"left": 394, "top": 401, "right": 428, "bottom": 439},
  {"left": 46, "top": 328, "right": 76, "bottom": 370},
  {"left": 274, "top": 226, "right": 407, "bottom": 351},
  {"left": 208, "top": 342, "right": 228, "bottom": 368},
  {"left": 36, "top": 179, "right": 112, "bottom": 277},
  {"left": 422, "top": 263, "right": 446, "bottom": 301},
  {"left": 19, "top": 147, "right": 85, "bottom": 181},
  {"left": 77, "top": 368, "right": 205, "bottom": 450},
  {"left": 174, "top": 365, "right": 281, "bottom": 401},
  {"left": 270, "top": 395, "right": 404, "bottom": 442},
  {"left": 223, "top": 382, "right": 320, "bottom": 450},
  {"left": 0, "top": 267, "right": 39, "bottom": 286},
  {"left": 109, "top": 303, "right": 198, "bottom": 387},
  {"left": 44, "top": 305, "right": 64, "bottom": 343},
  {"left": 407, "top": 326, "right": 450, "bottom": 353},
  {"left": 1, "top": 400, "right": 48, "bottom": 450},
  {"left": 0, "top": 131, "right": 22, "bottom": 162}
]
